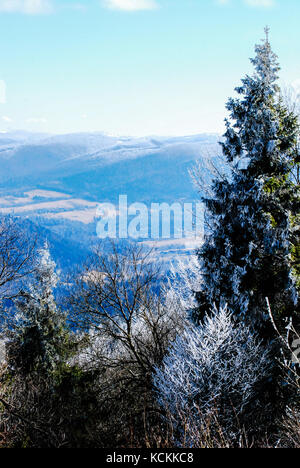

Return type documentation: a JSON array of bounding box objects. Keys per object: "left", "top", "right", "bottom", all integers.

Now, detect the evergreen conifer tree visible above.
[
  {"left": 195, "top": 29, "right": 300, "bottom": 340},
  {"left": 8, "top": 243, "right": 70, "bottom": 375}
]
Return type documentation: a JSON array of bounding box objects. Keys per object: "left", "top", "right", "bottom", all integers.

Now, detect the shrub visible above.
[{"left": 154, "top": 306, "right": 272, "bottom": 445}]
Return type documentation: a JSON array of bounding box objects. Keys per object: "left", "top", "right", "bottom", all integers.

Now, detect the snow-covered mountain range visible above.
[{"left": 0, "top": 131, "right": 223, "bottom": 267}]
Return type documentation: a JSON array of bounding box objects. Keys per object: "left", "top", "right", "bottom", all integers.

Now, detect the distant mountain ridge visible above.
[
  {"left": 0, "top": 131, "right": 223, "bottom": 267},
  {"left": 0, "top": 131, "right": 221, "bottom": 192}
]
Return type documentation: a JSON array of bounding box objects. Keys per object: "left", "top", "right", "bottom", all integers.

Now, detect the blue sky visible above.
[{"left": 0, "top": 0, "right": 299, "bottom": 136}]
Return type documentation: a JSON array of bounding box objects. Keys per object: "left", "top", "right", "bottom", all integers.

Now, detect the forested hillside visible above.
[{"left": 0, "top": 33, "right": 299, "bottom": 449}]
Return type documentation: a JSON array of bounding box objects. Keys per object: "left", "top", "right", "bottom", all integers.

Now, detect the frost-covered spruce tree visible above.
[
  {"left": 8, "top": 243, "right": 70, "bottom": 375},
  {"left": 195, "top": 30, "right": 300, "bottom": 338}
]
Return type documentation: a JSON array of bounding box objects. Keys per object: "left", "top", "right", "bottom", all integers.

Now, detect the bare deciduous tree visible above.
[
  {"left": 70, "top": 242, "right": 185, "bottom": 376},
  {"left": 154, "top": 306, "right": 272, "bottom": 446},
  {"left": 0, "top": 217, "right": 37, "bottom": 301},
  {"left": 68, "top": 242, "right": 186, "bottom": 447}
]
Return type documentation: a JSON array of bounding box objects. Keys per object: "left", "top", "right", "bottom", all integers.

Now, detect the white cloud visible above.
[
  {"left": 0, "top": 0, "right": 53, "bottom": 14},
  {"left": 2, "top": 116, "right": 13, "bottom": 122},
  {"left": 0, "top": 80, "right": 6, "bottom": 103},
  {"left": 102, "top": 0, "right": 158, "bottom": 11}
]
